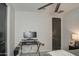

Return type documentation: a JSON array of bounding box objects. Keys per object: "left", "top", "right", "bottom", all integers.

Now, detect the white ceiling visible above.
[
  {"left": 59, "top": 3, "right": 79, "bottom": 13},
  {"left": 12, "top": 3, "right": 48, "bottom": 12},
  {"left": 11, "top": 3, "right": 79, "bottom": 14}
]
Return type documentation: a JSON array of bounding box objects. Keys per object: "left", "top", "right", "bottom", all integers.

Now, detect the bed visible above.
[{"left": 48, "top": 50, "right": 75, "bottom": 56}]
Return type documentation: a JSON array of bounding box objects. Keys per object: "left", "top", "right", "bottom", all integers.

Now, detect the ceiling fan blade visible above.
[
  {"left": 58, "top": 10, "right": 64, "bottom": 13},
  {"left": 55, "top": 3, "right": 61, "bottom": 12},
  {"left": 38, "top": 3, "right": 53, "bottom": 10}
]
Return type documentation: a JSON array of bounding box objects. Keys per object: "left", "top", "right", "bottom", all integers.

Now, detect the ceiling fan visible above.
[
  {"left": 38, "top": 3, "right": 64, "bottom": 13},
  {"left": 54, "top": 3, "right": 64, "bottom": 13}
]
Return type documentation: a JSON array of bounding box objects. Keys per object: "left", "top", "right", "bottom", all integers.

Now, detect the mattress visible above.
[{"left": 48, "top": 50, "right": 75, "bottom": 56}]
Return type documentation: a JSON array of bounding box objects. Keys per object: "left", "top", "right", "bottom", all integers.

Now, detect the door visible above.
[
  {"left": 52, "top": 18, "right": 61, "bottom": 50},
  {"left": 0, "top": 3, "right": 7, "bottom": 56}
]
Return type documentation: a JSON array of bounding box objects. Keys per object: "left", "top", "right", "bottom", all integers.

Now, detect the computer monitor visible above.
[{"left": 23, "top": 31, "right": 37, "bottom": 39}]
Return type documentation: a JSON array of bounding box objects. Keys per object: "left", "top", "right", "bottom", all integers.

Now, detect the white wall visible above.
[
  {"left": 62, "top": 8, "right": 79, "bottom": 50},
  {"left": 15, "top": 11, "right": 52, "bottom": 52},
  {"left": 6, "top": 3, "right": 79, "bottom": 55},
  {"left": 7, "top": 4, "right": 15, "bottom": 56}
]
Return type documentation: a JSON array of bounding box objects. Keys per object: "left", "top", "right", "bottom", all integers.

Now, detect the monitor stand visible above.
[
  {"left": 26, "top": 38, "right": 35, "bottom": 42},
  {"left": 26, "top": 38, "right": 37, "bottom": 42},
  {"left": 27, "top": 38, "right": 34, "bottom": 40}
]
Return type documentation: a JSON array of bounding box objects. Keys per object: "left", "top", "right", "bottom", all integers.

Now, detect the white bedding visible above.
[{"left": 48, "top": 50, "right": 75, "bottom": 56}]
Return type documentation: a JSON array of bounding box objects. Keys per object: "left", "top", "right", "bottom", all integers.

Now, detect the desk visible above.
[{"left": 19, "top": 39, "right": 44, "bottom": 56}]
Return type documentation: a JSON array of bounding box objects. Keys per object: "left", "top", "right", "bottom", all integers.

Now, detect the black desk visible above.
[{"left": 19, "top": 39, "right": 44, "bottom": 56}]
